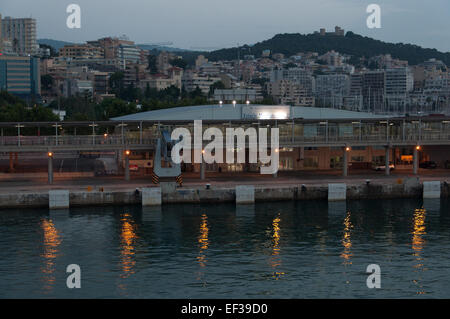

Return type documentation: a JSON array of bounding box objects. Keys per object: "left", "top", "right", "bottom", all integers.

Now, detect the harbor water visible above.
[{"left": 0, "top": 198, "right": 449, "bottom": 298}]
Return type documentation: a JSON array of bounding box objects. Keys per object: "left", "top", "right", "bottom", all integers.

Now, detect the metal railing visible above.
[{"left": 0, "top": 135, "right": 157, "bottom": 148}]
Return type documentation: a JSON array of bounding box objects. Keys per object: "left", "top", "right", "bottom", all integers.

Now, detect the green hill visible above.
[{"left": 206, "top": 32, "right": 450, "bottom": 66}]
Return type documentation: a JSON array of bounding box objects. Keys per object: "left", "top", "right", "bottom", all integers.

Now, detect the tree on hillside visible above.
[
  {"left": 147, "top": 54, "right": 158, "bottom": 74},
  {"left": 169, "top": 58, "right": 188, "bottom": 70},
  {"left": 208, "top": 81, "right": 226, "bottom": 97},
  {"left": 109, "top": 72, "right": 125, "bottom": 97}
]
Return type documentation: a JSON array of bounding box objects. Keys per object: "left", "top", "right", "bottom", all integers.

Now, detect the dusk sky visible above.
[{"left": 1, "top": 0, "right": 449, "bottom": 52}]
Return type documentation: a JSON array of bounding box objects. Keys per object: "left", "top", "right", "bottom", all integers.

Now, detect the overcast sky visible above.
[{"left": 1, "top": 0, "right": 449, "bottom": 52}]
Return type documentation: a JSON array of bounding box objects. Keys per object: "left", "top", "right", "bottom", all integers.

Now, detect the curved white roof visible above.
[{"left": 112, "top": 104, "right": 387, "bottom": 121}]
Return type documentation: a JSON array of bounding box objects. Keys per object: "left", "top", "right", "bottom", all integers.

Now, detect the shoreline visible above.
[{"left": 0, "top": 178, "right": 447, "bottom": 209}]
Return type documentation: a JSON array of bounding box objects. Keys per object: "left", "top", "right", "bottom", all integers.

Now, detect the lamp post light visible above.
[
  {"left": 200, "top": 149, "right": 206, "bottom": 180},
  {"left": 48, "top": 151, "right": 54, "bottom": 184},
  {"left": 413, "top": 145, "right": 420, "bottom": 175},
  {"left": 343, "top": 146, "right": 351, "bottom": 177},
  {"left": 124, "top": 150, "right": 131, "bottom": 181}
]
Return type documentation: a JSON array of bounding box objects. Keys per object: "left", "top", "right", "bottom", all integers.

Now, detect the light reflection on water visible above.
[
  {"left": 40, "top": 218, "right": 62, "bottom": 292},
  {"left": 340, "top": 211, "right": 353, "bottom": 265},
  {"left": 269, "top": 213, "right": 285, "bottom": 280},
  {"left": 119, "top": 212, "right": 138, "bottom": 278},
  {"left": 0, "top": 198, "right": 449, "bottom": 298},
  {"left": 412, "top": 207, "right": 427, "bottom": 295}
]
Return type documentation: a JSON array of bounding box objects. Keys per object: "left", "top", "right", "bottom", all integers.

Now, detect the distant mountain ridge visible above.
[
  {"left": 38, "top": 39, "right": 76, "bottom": 50},
  {"left": 38, "top": 38, "right": 193, "bottom": 54},
  {"left": 137, "top": 44, "right": 191, "bottom": 52},
  {"left": 39, "top": 32, "right": 450, "bottom": 66},
  {"left": 206, "top": 32, "right": 450, "bottom": 66}
]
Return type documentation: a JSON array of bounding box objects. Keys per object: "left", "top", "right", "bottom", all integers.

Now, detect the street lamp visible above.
[{"left": 232, "top": 100, "right": 237, "bottom": 108}]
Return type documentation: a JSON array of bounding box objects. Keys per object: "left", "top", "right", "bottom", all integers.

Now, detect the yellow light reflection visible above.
[
  {"left": 272, "top": 215, "right": 281, "bottom": 257},
  {"left": 270, "top": 214, "right": 285, "bottom": 280},
  {"left": 197, "top": 214, "right": 209, "bottom": 267},
  {"left": 120, "top": 212, "right": 138, "bottom": 277},
  {"left": 340, "top": 211, "right": 353, "bottom": 265},
  {"left": 412, "top": 207, "right": 427, "bottom": 295},
  {"left": 40, "top": 218, "right": 61, "bottom": 291}
]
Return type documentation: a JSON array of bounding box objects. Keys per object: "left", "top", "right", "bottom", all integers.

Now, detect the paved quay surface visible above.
[{"left": 0, "top": 169, "right": 449, "bottom": 194}]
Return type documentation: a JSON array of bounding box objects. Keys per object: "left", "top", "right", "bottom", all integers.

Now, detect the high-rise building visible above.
[
  {"left": 315, "top": 74, "right": 350, "bottom": 108},
  {"left": 0, "top": 14, "right": 3, "bottom": 53},
  {"left": 385, "top": 67, "right": 414, "bottom": 113},
  {"left": 118, "top": 44, "right": 141, "bottom": 64},
  {"left": 362, "top": 71, "right": 385, "bottom": 113},
  {"left": 0, "top": 55, "right": 41, "bottom": 98},
  {"left": 1, "top": 16, "right": 38, "bottom": 55}
]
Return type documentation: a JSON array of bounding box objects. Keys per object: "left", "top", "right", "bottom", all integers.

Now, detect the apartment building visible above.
[
  {"left": 156, "top": 51, "right": 176, "bottom": 74},
  {"left": 267, "top": 80, "right": 315, "bottom": 106},
  {"left": 385, "top": 67, "right": 414, "bottom": 112},
  {"left": 0, "top": 14, "right": 2, "bottom": 53},
  {"left": 0, "top": 55, "right": 40, "bottom": 98},
  {"left": 270, "top": 68, "right": 315, "bottom": 94},
  {"left": 63, "top": 79, "right": 93, "bottom": 97},
  {"left": 87, "top": 37, "right": 135, "bottom": 59},
  {"left": 59, "top": 44, "right": 104, "bottom": 59},
  {"left": 182, "top": 72, "right": 221, "bottom": 95},
  {"left": 118, "top": 44, "right": 141, "bottom": 64},
  {"left": 362, "top": 71, "right": 386, "bottom": 113},
  {"left": 315, "top": 74, "right": 350, "bottom": 108},
  {"left": 1, "top": 16, "right": 38, "bottom": 55}
]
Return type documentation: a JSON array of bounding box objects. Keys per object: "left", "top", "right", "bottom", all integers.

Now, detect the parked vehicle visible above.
[
  {"left": 372, "top": 162, "right": 395, "bottom": 171},
  {"left": 419, "top": 161, "right": 437, "bottom": 169}
]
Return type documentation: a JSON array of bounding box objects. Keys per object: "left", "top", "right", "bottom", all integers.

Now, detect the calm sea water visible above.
[{"left": 0, "top": 199, "right": 449, "bottom": 298}]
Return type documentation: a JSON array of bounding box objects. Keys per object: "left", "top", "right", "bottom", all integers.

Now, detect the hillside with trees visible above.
[{"left": 206, "top": 32, "right": 450, "bottom": 66}]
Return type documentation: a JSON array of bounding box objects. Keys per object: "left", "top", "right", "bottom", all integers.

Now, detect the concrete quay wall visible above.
[{"left": 0, "top": 180, "right": 449, "bottom": 209}]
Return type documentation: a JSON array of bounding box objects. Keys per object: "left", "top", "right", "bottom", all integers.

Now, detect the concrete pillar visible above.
[
  {"left": 124, "top": 155, "right": 130, "bottom": 181},
  {"left": 385, "top": 146, "right": 390, "bottom": 176},
  {"left": 49, "top": 190, "right": 69, "bottom": 209},
  {"left": 236, "top": 185, "right": 255, "bottom": 204},
  {"left": 142, "top": 187, "right": 162, "bottom": 206},
  {"left": 343, "top": 147, "right": 349, "bottom": 177},
  {"left": 413, "top": 147, "right": 418, "bottom": 175},
  {"left": 328, "top": 183, "right": 347, "bottom": 201},
  {"left": 48, "top": 155, "right": 53, "bottom": 185},
  {"left": 423, "top": 181, "right": 441, "bottom": 199}
]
